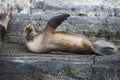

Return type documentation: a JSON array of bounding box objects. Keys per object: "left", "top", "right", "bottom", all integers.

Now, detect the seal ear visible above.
[{"left": 44, "top": 14, "right": 70, "bottom": 32}]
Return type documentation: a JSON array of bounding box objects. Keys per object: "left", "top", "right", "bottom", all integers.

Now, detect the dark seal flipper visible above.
[
  {"left": 44, "top": 14, "right": 70, "bottom": 33},
  {"left": 93, "top": 44, "right": 116, "bottom": 55},
  {"left": 99, "top": 47, "right": 116, "bottom": 55}
]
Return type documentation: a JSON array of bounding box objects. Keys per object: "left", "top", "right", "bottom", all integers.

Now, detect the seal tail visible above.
[{"left": 44, "top": 14, "right": 70, "bottom": 33}]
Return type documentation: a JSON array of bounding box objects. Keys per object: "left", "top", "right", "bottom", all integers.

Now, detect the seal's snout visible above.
[{"left": 24, "top": 24, "right": 35, "bottom": 33}]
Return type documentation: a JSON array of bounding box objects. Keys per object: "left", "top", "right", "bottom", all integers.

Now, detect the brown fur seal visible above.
[
  {"left": 23, "top": 14, "right": 116, "bottom": 55},
  {"left": 0, "top": 12, "right": 12, "bottom": 46}
]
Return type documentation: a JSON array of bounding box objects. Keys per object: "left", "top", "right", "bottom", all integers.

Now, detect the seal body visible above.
[
  {"left": 0, "top": 13, "right": 12, "bottom": 46},
  {"left": 23, "top": 14, "right": 115, "bottom": 55},
  {"left": 24, "top": 26, "right": 99, "bottom": 55}
]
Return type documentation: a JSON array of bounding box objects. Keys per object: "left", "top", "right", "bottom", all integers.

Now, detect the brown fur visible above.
[
  {"left": 0, "top": 12, "right": 12, "bottom": 46},
  {"left": 23, "top": 14, "right": 101, "bottom": 55}
]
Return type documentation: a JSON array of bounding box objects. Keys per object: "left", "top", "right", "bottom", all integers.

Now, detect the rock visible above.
[{"left": 1, "top": 55, "right": 120, "bottom": 80}]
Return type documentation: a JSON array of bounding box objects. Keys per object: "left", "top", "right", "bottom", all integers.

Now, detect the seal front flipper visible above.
[{"left": 44, "top": 14, "right": 70, "bottom": 33}]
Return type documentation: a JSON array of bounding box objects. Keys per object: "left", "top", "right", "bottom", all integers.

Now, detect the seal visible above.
[
  {"left": 23, "top": 14, "right": 116, "bottom": 55},
  {"left": 0, "top": 12, "right": 12, "bottom": 46}
]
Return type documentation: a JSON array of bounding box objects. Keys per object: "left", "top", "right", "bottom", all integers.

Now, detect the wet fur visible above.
[{"left": 23, "top": 14, "right": 115, "bottom": 55}]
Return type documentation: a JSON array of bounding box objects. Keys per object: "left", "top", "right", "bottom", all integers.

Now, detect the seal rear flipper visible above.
[
  {"left": 44, "top": 14, "right": 70, "bottom": 33},
  {"left": 93, "top": 44, "right": 116, "bottom": 55},
  {"left": 93, "top": 40, "right": 117, "bottom": 55},
  {"left": 99, "top": 47, "right": 116, "bottom": 55}
]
